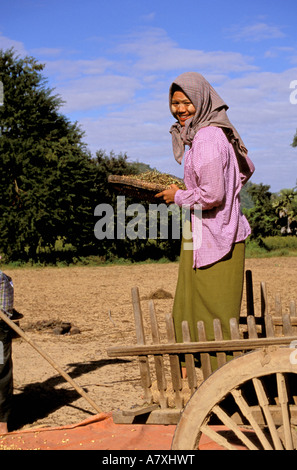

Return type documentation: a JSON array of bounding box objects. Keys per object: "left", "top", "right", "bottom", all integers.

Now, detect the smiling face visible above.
[{"left": 171, "top": 90, "right": 196, "bottom": 126}]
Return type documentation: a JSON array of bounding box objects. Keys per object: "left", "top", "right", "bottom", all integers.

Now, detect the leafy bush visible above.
[{"left": 262, "top": 236, "right": 297, "bottom": 251}]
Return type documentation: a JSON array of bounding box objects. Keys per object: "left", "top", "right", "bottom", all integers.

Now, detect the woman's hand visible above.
[{"left": 155, "top": 184, "right": 180, "bottom": 204}]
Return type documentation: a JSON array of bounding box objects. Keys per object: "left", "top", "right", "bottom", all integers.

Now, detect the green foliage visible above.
[
  {"left": 0, "top": 49, "right": 97, "bottom": 262},
  {"left": 0, "top": 45, "right": 180, "bottom": 266},
  {"left": 245, "top": 183, "right": 278, "bottom": 240},
  {"left": 272, "top": 187, "right": 297, "bottom": 235},
  {"left": 92, "top": 150, "right": 181, "bottom": 262},
  {"left": 245, "top": 236, "right": 297, "bottom": 259},
  {"left": 262, "top": 236, "right": 297, "bottom": 251},
  {"left": 292, "top": 130, "right": 297, "bottom": 148},
  {"left": 244, "top": 182, "right": 297, "bottom": 244},
  {"left": 240, "top": 181, "right": 254, "bottom": 210}
]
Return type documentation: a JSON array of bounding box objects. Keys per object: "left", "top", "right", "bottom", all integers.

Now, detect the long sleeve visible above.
[{"left": 174, "top": 137, "right": 226, "bottom": 210}]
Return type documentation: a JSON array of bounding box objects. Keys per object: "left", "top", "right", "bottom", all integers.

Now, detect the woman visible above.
[{"left": 156, "top": 72, "right": 255, "bottom": 375}]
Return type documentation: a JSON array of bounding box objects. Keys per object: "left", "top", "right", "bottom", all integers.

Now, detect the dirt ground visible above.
[{"left": 2, "top": 256, "right": 297, "bottom": 432}]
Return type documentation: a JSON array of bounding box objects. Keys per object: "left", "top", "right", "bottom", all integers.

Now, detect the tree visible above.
[
  {"left": 240, "top": 181, "right": 254, "bottom": 210},
  {"left": 0, "top": 49, "right": 186, "bottom": 264},
  {"left": 92, "top": 150, "right": 182, "bottom": 262},
  {"left": 92, "top": 149, "right": 140, "bottom": 260},
  {"left": 273, "top": 187, "right": 297, "bottom": 235},
  {"left": 292, "top": 130, "right": 297, "bottom": 148},
  {"left": 0, "top": 49, "right": 96, "bottom": 262},
  {"left": 246, "top": 183, "right": 278, "bottom": 240}
]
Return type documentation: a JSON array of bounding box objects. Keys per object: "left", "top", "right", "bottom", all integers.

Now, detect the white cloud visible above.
[
  {"left": 213, "top": 69, "right": 297, "bottom": 190},
  {"left": 265, "top": 46, "right": 295, "bottom": 59},
  {"left": 227, "top": 22, "right": 286, "bottom": 42},
  {"left": 30, "top": 47, "right": 63, "bottom": 57},
  {"left": 58, "top": 75, "right": 142, "bottom": 113},
  {"left": 44, "top": 57, "right": 113, "bottom": 81},
  {"left": 140, "top": 12, "right": 156, "bottom": 22},
  {"left": 80, "top": 97, "right": 172, "bottom": 158},
  {"left": 45, "top": 27, "right": 258, "bottom": 117},
  {"left": 0, "top": 33, "right": 27, "bottom": 56},
  {"left": 115, "top": 28, "right": 257, "bottom": 74}
]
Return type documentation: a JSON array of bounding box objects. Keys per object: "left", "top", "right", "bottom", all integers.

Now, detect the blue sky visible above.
[{"left": 1, "top": 0, "right": 297, "bottom": 192}]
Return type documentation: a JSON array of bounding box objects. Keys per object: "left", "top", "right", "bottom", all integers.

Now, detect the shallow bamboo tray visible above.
[{"left": 108, "top": 175, "right": 168, "bottom": 203}]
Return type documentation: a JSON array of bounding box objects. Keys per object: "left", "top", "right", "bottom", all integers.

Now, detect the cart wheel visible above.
[{"left": 172, "top": 347, "right": 297, "bottom": 450}]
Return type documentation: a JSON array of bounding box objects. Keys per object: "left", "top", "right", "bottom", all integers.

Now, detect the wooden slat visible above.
[
  {"left": 131, "top": 286, "right": 152, "bottom": 403},
  {"left": 264, "top": 313, "right": 275, "bottom": 338},
  {"left": 107, "top": 335, "right": 297, "bottom": 357},
  {"left": 247, "top": 315, "right": 258, "bottom": 339},
  {"left": 240, "top": 316, "right": 297, "bottom": 327},
  {"left": 182, "top": 321, "right": 197, "bottom": 394},
  {"left": 149, "top": 300, "right": 168, "bottom": 408},
  {"left": 290, "top": 301, "right": 297, "bottom": 317},
  {"left": 275, "top": 293, "right": 282, "bottom": 315},
  {"left": 197, "top": 320, "right": 212, "bottom": 380},
  {"left": 274, "top": 293, "right": 283, "bottom": 336},
  {"left": 114, "top": 404, "right": 297, "bottom": 425},
  {"left": 229, "top": 318, "right": 242, "bottom": 359},
  {"left": 282, "top": 313, "right": 293, "bottom": 336},
  {"left": 290, "top": 301, "right": 297, "bottom": 334},
  {"left": 213, "top": 319, "right": 227, "bottom": 368},
  {"left": 165, "top": 314, "right": 183, "bottom": 409},
  {"left": 271, "top": 317, "right": 297, "bottom": 326},
  {"left": 121, "top": 404, "right": 159, "bottom": 417},
  {"left": 112, "top": 407, "right": 181, "bottom": 425}
]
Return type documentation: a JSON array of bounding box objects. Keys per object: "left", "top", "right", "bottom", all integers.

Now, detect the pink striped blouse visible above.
[{"left": 174, "top": 126, "right": 255, "bottom": 268}]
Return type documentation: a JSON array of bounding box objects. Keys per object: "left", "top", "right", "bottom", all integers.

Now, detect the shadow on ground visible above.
[{"left": 9, "top": 358, "right": 130, "bottom": 431}]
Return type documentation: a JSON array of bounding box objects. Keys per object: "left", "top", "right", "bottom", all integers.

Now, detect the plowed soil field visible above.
[{"left": 3, "top": 256, "right": 297, "bottom": 432}]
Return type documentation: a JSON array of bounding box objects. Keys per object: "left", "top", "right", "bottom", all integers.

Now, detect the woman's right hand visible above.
[{"left": 155, "top": 184, "right": 180, "bottom": 204}]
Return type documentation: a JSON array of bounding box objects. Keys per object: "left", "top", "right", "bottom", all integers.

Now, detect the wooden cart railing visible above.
[{"left": 107, "top": 270, "right": 297, "bottom": 425}]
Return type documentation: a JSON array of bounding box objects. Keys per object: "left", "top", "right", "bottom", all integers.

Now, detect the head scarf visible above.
[{"left": 169, "top": 72, "right": 253, "bottom": 181}]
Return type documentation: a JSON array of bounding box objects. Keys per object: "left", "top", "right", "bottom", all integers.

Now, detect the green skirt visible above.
[{"left": 172, "top": 237, "right": 245, "bottom": 369}]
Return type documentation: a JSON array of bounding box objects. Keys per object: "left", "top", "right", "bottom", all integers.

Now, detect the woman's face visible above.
[{"left": 171, "top": 90, "right": 196, "bottom": 126}]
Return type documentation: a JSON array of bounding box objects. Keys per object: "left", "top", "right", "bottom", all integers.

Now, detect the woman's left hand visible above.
[{"left": 155, "top": 184, "right": 180, "bottom": 204}]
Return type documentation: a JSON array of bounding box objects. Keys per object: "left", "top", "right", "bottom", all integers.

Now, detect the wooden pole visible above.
[{"left": 0, "top": 309, "right": 102, "bottom": 414}]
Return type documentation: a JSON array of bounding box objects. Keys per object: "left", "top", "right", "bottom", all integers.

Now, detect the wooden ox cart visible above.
[{"left": 107, "top": 270, "right": 297, "bottom": 450}]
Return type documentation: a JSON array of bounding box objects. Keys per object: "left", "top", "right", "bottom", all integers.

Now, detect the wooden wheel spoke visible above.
[
  {"left": 212, "top": 404, "right": 258, "bottom": 450},
  {"left": 252, "top": 377, "right": 284, "bottom": 450},
  {"left": 277, "top": 372, "right": 294, "bottom": 450},
  {"left": 200, "top": 423, "right": 238, "bottom": 450},
  {"left": 231, "top": 389, "right": 273, "bottom": 450}
]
